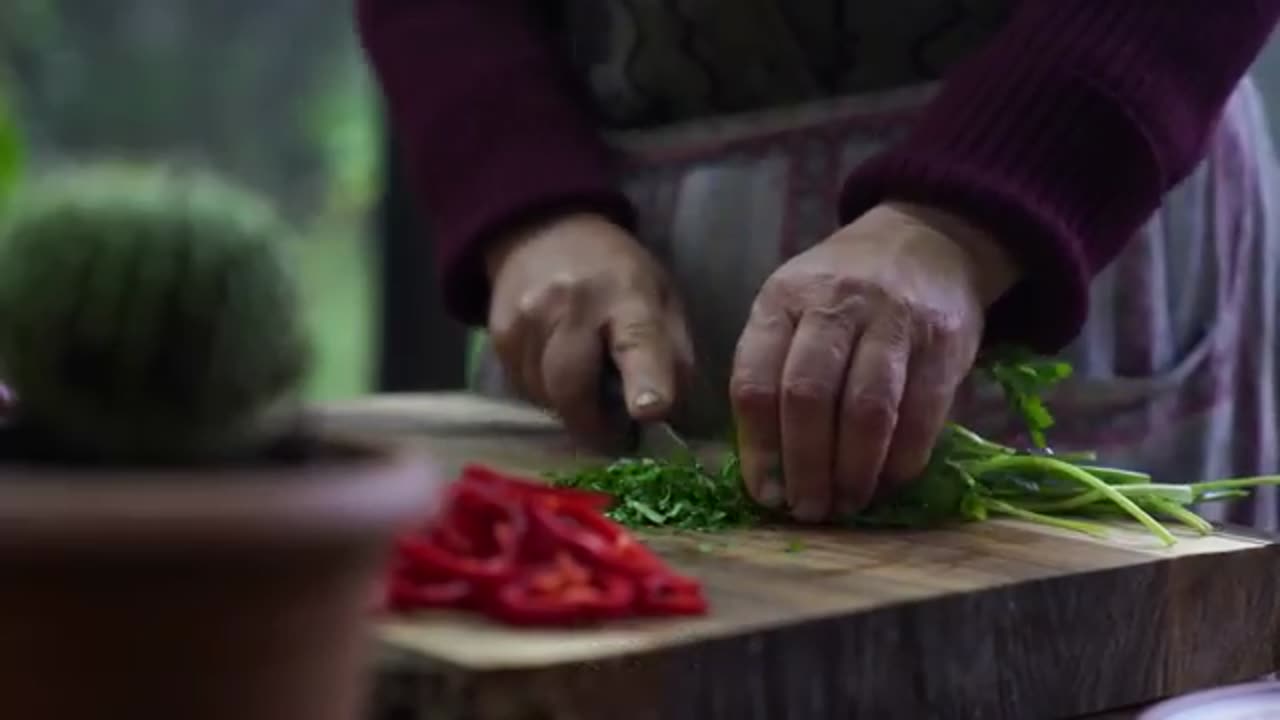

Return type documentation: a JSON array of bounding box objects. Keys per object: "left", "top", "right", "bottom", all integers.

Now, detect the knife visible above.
[{"left": 599, "top": 362, "right": 692, "bottom": 462}]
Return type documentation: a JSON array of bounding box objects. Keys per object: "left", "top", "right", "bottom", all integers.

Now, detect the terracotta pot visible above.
[{"left": 0, "top": 435, "right": 443, "bottom": 720}]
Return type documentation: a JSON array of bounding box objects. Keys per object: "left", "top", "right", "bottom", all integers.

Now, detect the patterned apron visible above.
[{"left": 472, "top": 1, "right": 1280, "bottom": 529}]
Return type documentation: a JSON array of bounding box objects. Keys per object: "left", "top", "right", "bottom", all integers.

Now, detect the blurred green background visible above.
[{"left": 0, "top": 0, "right": 392, "bottom": 401}]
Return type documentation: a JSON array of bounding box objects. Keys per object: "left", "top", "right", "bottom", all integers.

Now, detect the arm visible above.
[
  {"left": 355, "top": 0, "right": 633, "bottom": 325},
  {"left": 840, "top": 1, "right": 1280, "bottom": 352}
]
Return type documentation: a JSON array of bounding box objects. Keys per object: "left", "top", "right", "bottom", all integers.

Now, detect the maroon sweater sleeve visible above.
[
  {"left": 840, "top": 1, "right": 1280, "bottom": 352},
  {"left": 360, "top": 0, "right": 1280, "bottom": 349},
  {"left": 355, "top": 0, "right": 634, "bottom": 325}
]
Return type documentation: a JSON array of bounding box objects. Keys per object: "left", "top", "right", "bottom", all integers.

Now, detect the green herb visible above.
[
  {"left": 550, "top": 352, "right": 1280, "bottom": 545},
  {"left": 549, "top": 453, "right": 761, "bottom": 531},
  {"left": 978, "top": 346, "right": 1072, "bottom": 449},
  {"left": 784, "top": 539, "right": 808, "bottom": 553}
]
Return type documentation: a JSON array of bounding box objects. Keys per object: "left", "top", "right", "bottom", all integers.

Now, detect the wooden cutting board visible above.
[{"left": 321, "top": 393, "right": 1280, "bottom": 720}]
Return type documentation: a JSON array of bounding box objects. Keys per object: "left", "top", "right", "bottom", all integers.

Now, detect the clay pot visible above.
[{"left": 0, "top": 435, "right": 443, "bottom": 720}]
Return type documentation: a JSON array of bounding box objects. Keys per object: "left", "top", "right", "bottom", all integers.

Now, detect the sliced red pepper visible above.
[
  {"left": 635, "top": 572, "right": 708, "bottom": 616},
  {"left": 460, "top": 463, "right": 613, "bottom": 511},
  {"left": 432, "top": 482, "right": 525, "bottom": 553},
  {"left": 386, "top": 462, "right": 711, "bottom": 626},
  {"left": 397, "top": 537, "right": 517, "bottom": 585},
  {"left": 394, "top": 479, "right": 526, "bottom": 588},
  {"left": 526, "top": 499, "right": 665, "bottom": 577},
  {"left": 488, "top": 552, "right": 636, "bottom": 626},
  {"left": 385, "top": 576, "right": 473, "bottom": 612}
]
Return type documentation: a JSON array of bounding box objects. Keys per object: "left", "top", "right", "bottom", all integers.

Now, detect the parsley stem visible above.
[
  {"left": 1076, "top": 466, "right": 1151, "bottom": 484},
  {"left": 1141, "top": 497, "right": 1214, "bottom": 535},
  {"left": 983, "top": 498, "right": 1110, "bottom": 537},
  {"left": 1048, "top": 450, "right": 1098, "bottom": 463},
  {"left": 946, "top": 424, "right": 1015, "bottom": 455},
  {"left": 1189, "top": 476, "right": 1280, "bottom": 495},
  {"left": 1016, "top": 484, "right": 1193, "bottom": 513},
  {"left": 962, "top": 455, "right": 1176, "bottom": 546}
]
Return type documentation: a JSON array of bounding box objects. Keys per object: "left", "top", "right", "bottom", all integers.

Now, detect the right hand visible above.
[{"left": 486, "top": 213, "right": 694, "bottom": 447}]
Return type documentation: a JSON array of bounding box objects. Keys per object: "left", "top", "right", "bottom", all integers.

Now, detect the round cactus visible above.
[{"left": 0, "top": 163, "right": 312, "bottom": 463}]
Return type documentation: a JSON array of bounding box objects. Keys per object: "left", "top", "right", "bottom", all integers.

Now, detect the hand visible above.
[
  {"left": 487, "top": 212, "right": 694, "bottom": 447},
  {"left": 730, "top": 202, "right": 1020, "bottom": 522}
]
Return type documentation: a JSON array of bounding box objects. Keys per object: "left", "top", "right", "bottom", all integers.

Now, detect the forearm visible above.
[
  {"left": 840, "top": 0, "right": 1280, "bottom": 351},
  {"left": 356, "top": 0, "right": 633, "bottom": 325}
]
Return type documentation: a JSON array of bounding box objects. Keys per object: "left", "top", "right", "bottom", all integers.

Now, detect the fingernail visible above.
[{"left": 633, "top": 390, "right": 662, "bottom": 409}]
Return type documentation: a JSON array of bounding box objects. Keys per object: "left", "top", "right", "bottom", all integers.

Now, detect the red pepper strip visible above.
[
  {"left": 526, "top": 499, "right": 665, "bottom": 577},
  {"left": 459, "top": 463, "right": 613, "bottom": 511},
  {"left": 423, "top": 481, "right": 526, "bottom": 560},
  {"left": 488, "top": 553, "right": 636, "bottom": 626},
  {"left": 635, "top": 572, "right": 708, "bottom": 616},
  {"left": 397, "top": 535, "right": 517, "bottom": 586},
  {"left": 398, "top": 486, "right": 523, "bottom": 579},
  {"left": 385, "top": 576, "right": 473, "bottom": 612}
]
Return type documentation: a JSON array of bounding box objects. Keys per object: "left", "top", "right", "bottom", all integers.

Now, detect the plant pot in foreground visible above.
[{"left": 0, "top": 434, "right": 443, "bottom": 720}]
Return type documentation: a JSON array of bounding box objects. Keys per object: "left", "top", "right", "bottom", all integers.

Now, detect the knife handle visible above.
[{"left": 599, "top": 361, "right": 641, "bottom": 451}]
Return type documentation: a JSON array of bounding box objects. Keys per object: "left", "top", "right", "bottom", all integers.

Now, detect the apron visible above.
[{"left": 473, "top": 1, "right": 1280, "bottom": 530}]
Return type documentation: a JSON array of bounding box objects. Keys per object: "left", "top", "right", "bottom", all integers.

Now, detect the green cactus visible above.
[{"left": 0, "top": 163, "right": 312, "bottom": 463}]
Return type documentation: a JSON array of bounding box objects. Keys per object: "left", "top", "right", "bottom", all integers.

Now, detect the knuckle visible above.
[
  {"left": 747, "top": 302, "right": 794, "bottom": 335},
  {"left": 610, "top": 313, "right": 660, "bottom": 354},
  {"left": 729, "top": 377, "right": 779, "bottom": 414},
  {"left": 529, "top": 273, "right": 590, "bottom": 313},
  {"left": 781, "top": 271, "right": 881, "bottom": 319},
  {"left": 545, "top": 271, "right": 586, "bottom": 298},
  {"left": 914, "top": 305, "right": 965, "bottom": 342},
  {"left": 880, "top": 314, "right": 913, "bottom": 347},
  {"left": 488, "top": 317, "right": 518, "bottom": 347},
  {"left": 844, "top": 391, "right": 899, "bottom": 429},
  {"left": 829, "top": 273, "right": 880, "bottom": 303},
  {"left": 781, "top": 377, "right": 837, "bottom": 409},
  {"left": 802, "top": 302, "right": 861, "bottom": 334}
]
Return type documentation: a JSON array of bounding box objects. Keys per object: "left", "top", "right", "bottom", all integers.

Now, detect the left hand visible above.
[{"left": 730, "top": 202, "right": 1020, "bottom": 522}]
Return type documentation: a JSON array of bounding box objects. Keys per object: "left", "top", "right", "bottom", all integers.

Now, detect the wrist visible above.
[
  {"left": 884, "top": 201, "right": 1022, "bottom": 306},
  {"left": 484, "top": 210, "right": 621, "bottom": 283}
]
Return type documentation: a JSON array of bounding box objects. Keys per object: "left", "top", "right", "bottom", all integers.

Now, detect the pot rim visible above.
[{"left": 0, "top": 434, "right": 445, "bottom": 553}]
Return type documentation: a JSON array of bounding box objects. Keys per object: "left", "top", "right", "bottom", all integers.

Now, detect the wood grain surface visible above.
[{"left": 321, "top": 393, "right": 1280, "bottom": 720}]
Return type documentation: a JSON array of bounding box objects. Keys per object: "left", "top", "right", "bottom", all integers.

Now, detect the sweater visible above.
[{"left": 357, "top": 0, "right": 1280, "bottom": 352}]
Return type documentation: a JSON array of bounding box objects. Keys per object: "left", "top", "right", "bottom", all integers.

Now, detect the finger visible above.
[
  {"left": 541, "top": 322, "right": 610, "bottom": 443},
  {"left": 834, "top": 317, "right": 909, "bottom": 515},
  {"left": 514, "top": 279, "right": 585, "bottom": 409},
  {"left": 666, "top": 301, "right": 698, "bottom": 391},
  {"left": 882, "top": 345, "right": 959, "bottom": 487},
  {"left": 519, "top": 330, "right": 549, "bottom": 407},
  {"left": 489, "top": 312, "right": 544, "bottom": 407},
  {"left": 729, "top": 297, "right": 795, "bottom": 509},
  {"left": 779, "top": 310, "right": 857, "bottom": 523},
  {"left": 607, "top": 297, "right": 677, "bottom": 421},
  {"left": 490, "top": 284, "right": 547, "bottom": 407}
]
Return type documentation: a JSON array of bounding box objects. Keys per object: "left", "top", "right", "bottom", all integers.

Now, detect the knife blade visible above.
[{"left": 599, "top": 362, "right": 692, "bottom": 461}]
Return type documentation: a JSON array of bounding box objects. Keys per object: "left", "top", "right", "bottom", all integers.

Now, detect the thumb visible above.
[{"left": 606, "top": 297, "right": 676, "bottom": 421}]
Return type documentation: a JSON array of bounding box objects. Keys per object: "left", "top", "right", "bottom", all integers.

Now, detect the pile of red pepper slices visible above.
[{"left": 383, "top": 463, "right": 709, "bottom": 626}]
